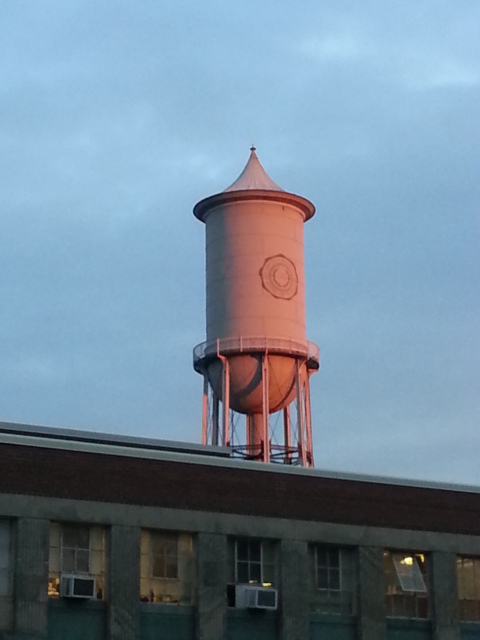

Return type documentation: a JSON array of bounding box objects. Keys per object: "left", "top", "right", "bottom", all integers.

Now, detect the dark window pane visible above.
[
  {"left": 317, "top": 568, "right": 329, "bottom": 589},
  {"left": 166, "top": 561, "right": 177, "bottom": 579},
  {"left": 152, "top": 557, "right": 165, "bottom": 578},
  {"left": 391, "top": 594, "right": 405, "bottom": 617},
  {"left": 237, "top": 562, "right": 249, "bottom": 583},
  {"left": 316, "top": 548, "right": 328, "bottom": 567},
  {"left": 63, "top": 525, "right": 89, "bottom": 549},
  {"left": 165, "top": 538, "right": 177, "bottom": 556},
  {"left": 263, "top": 563, "right": 274, "bottom": 584},
  {"left": 250, "top": 562, "right": 261, "bottom": 583},
  {"left": 328, "top": 549, "right": 340, "bottom": 568},
  {"left": 330, "top": 568, "right": 340, "bottom": 590},
  {"left": 249, "top": 541, "right": 261, "bottom": 562},
  {"left": 463, "top": 599, "right": 477, "bottom": 621},
  {"left": 151, "top": 537, "right": 165, "bottom": 555},
  {"left": 416, "top": 596, "right": 429, "bottom": 619},
  {"left": 62, "top": 526, "right": 77, "bottom": 548},
  {"left": 76, "top": 528, "right": 90, "bottom": 549},
  {"left": 62, "top": 549, "right": 75, "bottom": 572},
  {"left": 405, "top": 595, "right": 417, "bottom": 618},
  {"left": 76, "top": 550, "right": 89, "bottom": 573},
  {"left": 385, "top": 595, "right": 394, "bottom": 617},
  {"left": 237, "top": 541, "right": 248, "bottom": 561}
]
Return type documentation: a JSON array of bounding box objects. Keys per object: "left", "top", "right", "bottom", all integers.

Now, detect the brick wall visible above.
[{"left": 0, "top": 443, "right": 479, "bottom": 536}]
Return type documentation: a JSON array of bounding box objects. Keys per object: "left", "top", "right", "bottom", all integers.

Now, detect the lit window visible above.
[
  {"left": 457, "top": 556, "right": 480, "bottom": 622},
  {"left": 140, "top": 530, "right": 194, "bottom": 604},
  {"left": 48, "top": 523, "right": 105, "bottom": 599},
  {"left": 384, "top": 551, "right": 428, "bottom": 619},
  {"left": 311, "top": 546, "right": 356, "bottom": 615},
  {"left": 234, "top": 538, "right": 275, "bottom": 586},
  {"left": 61, "top": 524, "right": 90, "bottom": 574},
  {"left": 0, "top": 520, "right": 12, "bottom": 597}
]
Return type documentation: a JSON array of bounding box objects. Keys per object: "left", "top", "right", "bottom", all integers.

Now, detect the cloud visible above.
[{"left": 299, "top": 34, "right": 368, "bottom": 62}]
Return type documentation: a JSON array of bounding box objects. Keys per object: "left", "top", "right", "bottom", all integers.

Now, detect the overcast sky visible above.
[{"left": 1, "top": 1, "right": 479, "bottom": 485}]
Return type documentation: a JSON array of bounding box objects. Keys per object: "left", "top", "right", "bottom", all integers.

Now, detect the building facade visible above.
[{"left": 0, "top": 421, "right": 479, "bottom": 640}]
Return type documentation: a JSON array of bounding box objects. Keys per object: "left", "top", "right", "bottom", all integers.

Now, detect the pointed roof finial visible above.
[{"left": 224, "top": 147, "right": 284, "bottom": 192}]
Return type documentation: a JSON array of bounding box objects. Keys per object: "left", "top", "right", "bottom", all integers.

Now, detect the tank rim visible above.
[{"left": 193, "top": 189, "right": 315, "bottom": 223}]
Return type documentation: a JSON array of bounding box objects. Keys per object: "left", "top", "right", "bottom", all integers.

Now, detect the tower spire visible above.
[{"left": 223, "top": 147, "right": 284, "bottom": 193}]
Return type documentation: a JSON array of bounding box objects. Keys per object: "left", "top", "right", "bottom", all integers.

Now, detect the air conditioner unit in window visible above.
[
  {"left": 60, "top": 575, "right": 96, "bottom": 599},
  {"left": 235, "top": 585, "right": 278, "bottom": 610}
]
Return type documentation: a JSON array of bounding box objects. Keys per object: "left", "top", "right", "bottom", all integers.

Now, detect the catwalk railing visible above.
[{"left": 193, "top": 336, "right": 320, "bottom": 370}]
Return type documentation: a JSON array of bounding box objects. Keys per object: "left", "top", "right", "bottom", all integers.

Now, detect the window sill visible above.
[
  {"left": 48, "top": 597, "right": 106, "bottom": 609},
  {"left": 310, "top": 612, "right": 356, "bottom": 622},
  {"left": 386, "top": 618, "right": 430, "bottom": 627},
  {"left": 139, "top": 602, "right": 194, "bottom": 614}
]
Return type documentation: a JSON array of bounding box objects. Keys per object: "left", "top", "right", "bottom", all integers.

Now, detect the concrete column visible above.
[
  {"left": 279, "top": 539, "right": 309, "bottom": 640},
  {"left": 431, "top": 551, "right": 460, "bottom": 640},
  {"left": 107, "top": 525, "right": 140, "bottom": 640},
  {"left": 14, "top": 517, "right": 49, "bottom": 639},
  {"left": 196, "top": 532, "right": 227, "bottom": 640},
  {"left": 358, "top": 546, "right": 386, "bottom": 640}
]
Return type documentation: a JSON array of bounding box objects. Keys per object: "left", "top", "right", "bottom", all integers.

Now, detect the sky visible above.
[{"left": 1, "top": 1, "right": 479, "bottom": 486}]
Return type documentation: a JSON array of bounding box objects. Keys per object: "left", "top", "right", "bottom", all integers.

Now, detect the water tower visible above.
[{"left": 193, "top": 148, "right": 319, "bottom": 466}]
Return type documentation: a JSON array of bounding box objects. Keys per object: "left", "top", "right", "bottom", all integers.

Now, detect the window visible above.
[
  {"left": 384, "top": 551, "right": 428, "bottom": 619},
  {"left": 234, "top": 538, "right": 275, "bottom": 586},
  {"left": 311, "top": 546, "right": 356, "bottom": 615},
  {"left": 316, "top": 547, "right": 341, "bottom": 590},
  {"left": 457, "top": 556, "right": 480, "bottom": 621},
  {"left": 227, "top": 537, "right": 276, "bottom": 608},
  {"left": 0, "top": 520, "right": 12, "bottom": 597},
  {"left": 48, "top": 523, "right": 105, "bottom": 599},
  {"left": 140, "top": 530, "right": 194, "bottom": 604}
]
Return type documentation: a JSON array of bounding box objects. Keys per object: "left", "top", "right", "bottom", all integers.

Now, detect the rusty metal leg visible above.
[
  {"left": 304, "top": 369, "right": 314, "bottom": 467},
  {"left": 262, "top": 354, "right": 270, "bottom": 462},
  {"left": 283, "top": 406, "right": 292, "bottom": 464},
  {"left": 212, "top": 394, "right": 219, "bottom": 446},
  {"left": 295, "top": 359, "right": 307, "bottom": 466}
]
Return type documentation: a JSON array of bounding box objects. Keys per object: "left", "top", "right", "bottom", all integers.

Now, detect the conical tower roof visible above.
[
  {"left": 193, "top": 147, "right": 315, "bottom": 222},
  {"left": 224, "top": 146, "right": 284, "bottom": 192}
]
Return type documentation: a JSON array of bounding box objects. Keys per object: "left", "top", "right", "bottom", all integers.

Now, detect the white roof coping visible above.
[
  {"left": 224, "top": 147, "right": 284, "bottom": 192},
  {"left": 0, "top": 420, "right": 479, "bottom": 495}
]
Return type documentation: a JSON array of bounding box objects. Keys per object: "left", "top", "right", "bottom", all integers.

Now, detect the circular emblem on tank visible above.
[{"left": 259, "top": 254, "right": 298, "bottom": 300}]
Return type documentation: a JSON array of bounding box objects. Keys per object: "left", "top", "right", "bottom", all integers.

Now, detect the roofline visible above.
[
  {"left": 1, "top": 420, "right": 478, "bottom": 495},
  {"left": 0, "top": 420, "right": 230, "bottom": 458},
  {"left": 193, "top": 189, "right": 316, "bottom": 222}
]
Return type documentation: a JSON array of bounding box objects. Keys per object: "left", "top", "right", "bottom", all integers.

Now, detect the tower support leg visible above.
[
  {"left": 212, "top": 394, "right": 219, "bottom": 446},
  {"left": 304, "top": 370, "right": 314, "bottom": 466},
  {"left": 202, "top": 373, "right": 209, "bottom": 446},
  {"left": 295, "top": 360, "right": 307, "bottom": 466},
  {"left": 218, "top": 354, "right": 230, "bottom": 447},
  {"left": 283, "top": 406, "right": 291, "bottom": 464},
  {"left": 262, "top": 353, "right": 270, "bottom": 462}
]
